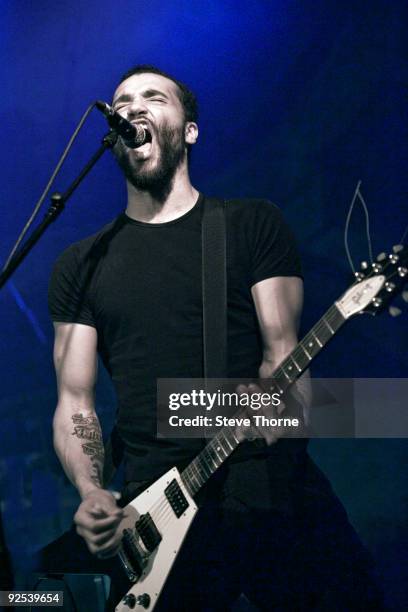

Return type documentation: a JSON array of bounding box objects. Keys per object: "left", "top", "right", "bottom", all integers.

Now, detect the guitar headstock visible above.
[{"left": 336, "top": 244, "right": 408, "bottom": 318}]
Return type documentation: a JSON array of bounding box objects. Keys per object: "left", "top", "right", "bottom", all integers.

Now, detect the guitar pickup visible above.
[
  {"left": 165, "top": 479, "right": 189, "bottom": 518},
  {"left": 135, "top": 513, "right": 162, "bottom": 553}
]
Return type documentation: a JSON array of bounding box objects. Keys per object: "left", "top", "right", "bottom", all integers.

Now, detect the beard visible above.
[{"left": 113, "top": 121, "right": 186, "bottom": 202}]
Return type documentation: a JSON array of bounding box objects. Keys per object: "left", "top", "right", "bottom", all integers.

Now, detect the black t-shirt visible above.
[{"left": 48, "top": 195, "right": 302, "bottom": 481}]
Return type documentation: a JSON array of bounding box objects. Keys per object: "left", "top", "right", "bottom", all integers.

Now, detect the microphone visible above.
[{"left": 95, "top": 100, "right": 151, "bottom": 148}]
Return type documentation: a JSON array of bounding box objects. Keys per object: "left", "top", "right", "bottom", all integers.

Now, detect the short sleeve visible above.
[
  {"left": 250, "top": 201, "right": 302, "bottom": 286},
  {"left": 48, "top": 244, "right": 96, "bottom": 327}
]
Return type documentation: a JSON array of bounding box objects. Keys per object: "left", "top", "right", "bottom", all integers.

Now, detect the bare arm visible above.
[
  {"left": 52, "top": 322, "right": 123, "bottom": 556},
  {"left": 52, "top": 322, "right": 104, "bottom": 498},
  {"left": 251, "top": 276, "right": 311, "bottom": 412}
]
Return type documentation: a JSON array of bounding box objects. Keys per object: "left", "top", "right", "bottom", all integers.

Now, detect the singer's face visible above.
[{"left": 111, "top": 73, "right": 197, "bottom": 191}]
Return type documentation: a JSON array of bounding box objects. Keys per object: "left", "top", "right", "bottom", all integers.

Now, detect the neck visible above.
[{"left": 125, "top": 164, "right": 199, "bottom": 223}]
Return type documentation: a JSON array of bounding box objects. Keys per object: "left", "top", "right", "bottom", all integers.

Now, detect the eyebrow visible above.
[{"left": 113, "top": 89, "right": 170, "bottom": 106}]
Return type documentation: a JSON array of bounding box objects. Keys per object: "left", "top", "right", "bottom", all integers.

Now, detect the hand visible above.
[
  {"left": 235, "top": 382, "right": 304, "bottom": 445},
  {"left": 74, "top": 489, "right": 124, "bottom": 558}
]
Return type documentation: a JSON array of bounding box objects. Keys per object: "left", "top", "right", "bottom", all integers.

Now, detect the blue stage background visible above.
[{"left": 0, "top": 1, "right": 407, "bottom": 608}]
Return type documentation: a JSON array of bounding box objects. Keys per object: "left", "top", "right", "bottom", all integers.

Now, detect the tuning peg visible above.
[
  {"left": 354, "top": 272, "right": 364, "bottom": 281},
  {"left": 389, "top": 254, "right": 399, "bottom": 264},
  {"left": 376, "top": 252, "right": 387, "bottom": 261},
  {"left": 360, "top": 261, "right": 368, "bottom": 270},
  {"left": 385, "top": 282, "right": 396, "bottom": 292},
  {"left": 393, "top": 244, "right": 404, "bottom": 253},
  {"left": 402, "top": 291, "right": 408, "bottom": 303},
  {"left": 372, "top": 263, "right": 382, "bottom": 273},
  {"left": 398, "top": 267, "right": 407, "bottom": 277},
  {"left": 389, "top": 306, "right": 402, "bottom": 317},
  {"left": 372, "top": 297, "right": 382, "bottom": 307}
]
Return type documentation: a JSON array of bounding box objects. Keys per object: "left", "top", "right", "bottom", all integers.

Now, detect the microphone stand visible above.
[{"left": 0, "top": 130, "right": 118, "bottom": 290}]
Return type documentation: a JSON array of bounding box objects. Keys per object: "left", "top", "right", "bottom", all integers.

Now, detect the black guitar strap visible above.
[
  {"left": 104, "top": 196, "right": 228, "bottom": 485},
  {"left": 201, "top": 197, "right": 227, "bottom": 379}
]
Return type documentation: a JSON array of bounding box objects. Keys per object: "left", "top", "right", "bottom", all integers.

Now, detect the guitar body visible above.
[
  {"left": 115, "top": 467, "right": 198, "bottom": 611},
  {"left": 113, "top": 243, "right": 407, "bottom": 610}
]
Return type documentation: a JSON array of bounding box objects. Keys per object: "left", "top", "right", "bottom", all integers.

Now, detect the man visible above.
[{"left": 43, "top": 65, "right": 382, "bottom": 610}]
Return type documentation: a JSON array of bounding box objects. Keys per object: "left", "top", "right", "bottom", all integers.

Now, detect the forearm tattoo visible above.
[{"left": 71, "top": 413, "right": 104, "bottom": 486}]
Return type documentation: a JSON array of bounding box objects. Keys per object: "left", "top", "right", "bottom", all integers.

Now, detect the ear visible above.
[{"left": 185, "top": 122, "right": 198, "bottom": 145}]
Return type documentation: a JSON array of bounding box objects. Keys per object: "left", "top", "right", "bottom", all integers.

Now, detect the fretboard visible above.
[{"left": 181, "top": 302, "right": 346, "bottom": 498}]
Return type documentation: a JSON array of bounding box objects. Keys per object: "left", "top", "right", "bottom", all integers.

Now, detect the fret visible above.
[
  {"left": 181, "top": 473, "right": 194, "bottom": 497},
  {"left": 290, "top": 355, "right": 302, "bottom": 372},
  {"left": 189, "top": 467, "right": 204, "bottom": 490},
  {"left": 281, "top": 366, "right": 293, "bottom": 382},
  {"left": 322, "top": 316, "right": 335, "bottom": 334},
  {"left": 188, "top": 473, "right": 200, "bottom": 496},
  {"left": 222, "top": 431, "right": 234, "bottom": 451},
  {"left": 303, "top": 335, "right": 321, "bottom": 357},
  {"left": 181, "top": 304, "right": 349, "bottom": 498},
  {"left": 228, "top": 428, "right": 240, "bottom": 445},
  {"left": 207, "top": 442, "right": 222, "bottom": 465},
  {"left": 275, "top": 371, "right": 291, "bottom": 394},
  {"left": 280, "top": 360, "right": 296, "bottom": 380},
  {"left": 314, "top": 324, "right": 332, "bottom": 344},
  {"left": 273, "top": 380, "right": 284, "bottom": 394},
  {"left": 225, "top": 436, "right": 234, "bottom": 452},
  {"left": 311, "top": 330, "right": 323, "bottom": 347},
  {"left": 204, "top": 449, "right": 219, "bottom": 472},
  {"left": 299, "top": 342, "right": 312, "bottom": 360},
  {"left": 216, "top": 441, "right": 229, "bottom": 458},
  {"left": 196, "top": 454, "right": 212, "bottom": 478},
  {"left": 191, "top": 462, "right": 206, "bottom": 484},
  {"left": 205, "top": 450, "right": 217, "bottom": 471},
  {"left": 192, "top": 468, "right": 203, "bottom": 490},
  {"left": 208, "top": 438, "right": 221, "bottom": 461},
  {"left": 292, "top": 348, "right": 309, "bottom": 369},
  {"left": 208, "top": 436, "right": 222, "bottom": 461}
]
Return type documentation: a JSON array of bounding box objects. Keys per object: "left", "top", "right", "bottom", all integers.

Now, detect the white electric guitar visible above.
[{"left": 115, "top": 245, "right": 407, "bottom": 611}]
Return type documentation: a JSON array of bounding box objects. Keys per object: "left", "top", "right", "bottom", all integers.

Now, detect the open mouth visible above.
[
  {"left": 132, "top": 122, "right": 154, "bottom": 151},
  {"left": 122, "top": 123, "right": 154, "bottom": 154}
]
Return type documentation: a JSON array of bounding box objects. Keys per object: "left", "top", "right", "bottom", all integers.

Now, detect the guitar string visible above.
[
  {"left": 134, "top": 433, "right": 237, "bottom": 527},
  {"left": 120, "top": 275, "right": 404, "bottom": 578},
  {"left": 136, "top": 438, "right": 229, "bottom": 524},
  {"left": 128, "top": 259, "right": 405, "bottom": 537},
  {"left": 141, "top": 311, "right": 353, "bottom": 521},
  {"left": 155, "top": 261, "right": 398, "bottom": 520},
  {"left": 140, "top": 262, "right": 400, "bottom": 524}
]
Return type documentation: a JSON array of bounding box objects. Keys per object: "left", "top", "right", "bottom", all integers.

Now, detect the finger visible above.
[
  {"left": 265, "top": 432, "right": 279, "bottom": 446},
  {"left": 89, "top": 532, "right": 123, "bottom": 557},
  {"left": 89, "top": 506, "right": 123, "bottom": 520},
  {"left": 86, "top": 525, "right": 123, "bottom": 547},
  {"left": 97, "top": 544, "right": 122, "bottom": 559},
  {"left": 75, "top": 512, "right": 123, "bottom": 534},
  {"left": 89, "top": 499, "right": 123, "bottom": 515},
  {"left": 247, "top": 383, "right": 263, "bottom": 393},
  {"left": 277, "top": 400, "right": 285, "bottom": 415},
  {"left": 76, "top": 524, "right": 120, "bottom": 546},
  {"left": 236, "top": 384, "right": 248, "bottom": 394}
]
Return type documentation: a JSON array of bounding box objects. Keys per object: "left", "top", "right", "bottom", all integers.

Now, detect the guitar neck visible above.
[{"left": 181, "top": 302, "right": 346, "bottom": 498}]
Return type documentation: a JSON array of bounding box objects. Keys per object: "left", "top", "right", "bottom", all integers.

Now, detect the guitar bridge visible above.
[
  {"left": 165, "top": 478, "right": 189, "bottom": 518},
  {"left": 119, "top": 527, "right": 149, "bottom": 582}
]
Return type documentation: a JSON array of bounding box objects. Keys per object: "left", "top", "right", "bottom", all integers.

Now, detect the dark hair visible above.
[{"left": 118, "top": 64, "right": 198, "bottom": 123}]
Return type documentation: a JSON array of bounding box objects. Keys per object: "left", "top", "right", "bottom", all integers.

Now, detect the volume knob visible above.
[
  {"left": 136, "top": 594, "right": 151, "bottom": 608},
  {"left": 122, "top": 594, "right": 136, "bottom": 609}
]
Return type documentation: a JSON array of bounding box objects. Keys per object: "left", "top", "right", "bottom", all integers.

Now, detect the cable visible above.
[
  {"left": 2, "top": 101, "right": 97, "bottom": 272},
  {"left": 344, "top": 180, "right": 373, "bottom": 273},
  {"left": 355, "top": 186, "right": 373, "bottom": 263},
  {"left": 400, "top": 222, "right": 408, "bottom": 245},
  {"left": 344, "top": 181, "right": 361, "bottom": 273}
]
